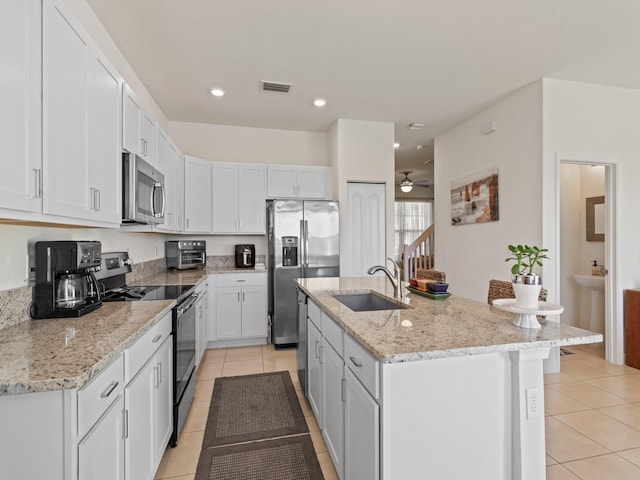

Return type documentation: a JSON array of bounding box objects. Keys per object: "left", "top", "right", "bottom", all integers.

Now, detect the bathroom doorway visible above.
[{"left": 558, "top": 157, "right": 620, "bottom": 364}]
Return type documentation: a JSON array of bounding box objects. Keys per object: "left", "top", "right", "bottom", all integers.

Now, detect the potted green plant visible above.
[{"left": 505, "top": 244, "right": 549, "bottom": 308}]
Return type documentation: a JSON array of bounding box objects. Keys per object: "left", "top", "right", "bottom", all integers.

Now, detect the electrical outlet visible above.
[{"left": 526, "top": 387, "right": 543, "bottom": 419}]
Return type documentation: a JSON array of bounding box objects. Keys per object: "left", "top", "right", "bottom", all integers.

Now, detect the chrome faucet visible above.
[{"left": 367, "top": 257, "right": 402, "bottom": 299}]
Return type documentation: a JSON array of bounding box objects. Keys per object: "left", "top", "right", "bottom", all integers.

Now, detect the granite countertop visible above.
[
  {"left": 296, "top": 276, "right": 603, "bottom": 364},
  {"left": 0, "top": 300, "right": 174, "bottom": 396},
  {"left": 0, "top": 266, "right": 266, "bottom": 396}
]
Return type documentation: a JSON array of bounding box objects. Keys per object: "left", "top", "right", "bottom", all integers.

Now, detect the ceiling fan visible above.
[{"left": 399, "top": 171, "right": 430, "bottom": 192}]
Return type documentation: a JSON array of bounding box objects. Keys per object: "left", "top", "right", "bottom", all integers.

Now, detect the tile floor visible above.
[
  {"left": 545, "top": 343, "right": 640, "bottom": 479},
  {"left": 155, "top": 343, "right": 640, "bottom": 480},
  {"left": 154, "top": 344, "right": 339, "bottom": 480}
]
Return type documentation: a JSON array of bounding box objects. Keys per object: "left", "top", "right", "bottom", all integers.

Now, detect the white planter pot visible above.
[{"left": 512, "top": 274, "right": 542, "bottom": 309}]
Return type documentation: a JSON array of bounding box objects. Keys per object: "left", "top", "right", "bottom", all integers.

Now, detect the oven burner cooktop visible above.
[{"left": 102, "top": 285, "right": 195, "bottom": 302}]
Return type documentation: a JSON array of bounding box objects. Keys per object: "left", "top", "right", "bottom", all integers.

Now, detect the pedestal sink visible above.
[{"left": 573, "top": 274, "right": 605, "bottom": 333}]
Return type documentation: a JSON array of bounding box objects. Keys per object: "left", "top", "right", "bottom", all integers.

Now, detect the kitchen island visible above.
[{"left": 296, "top": 276, "right": 602, "bottom": 480}]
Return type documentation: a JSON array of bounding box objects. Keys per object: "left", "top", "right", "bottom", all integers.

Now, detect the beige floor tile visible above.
[
  {"left": 555, "top": 410, "right": 640, "bottom": 451},
  {"left": 599, "top": 403, "right": 640, "bottom": 430},
  {"left": 545, "top": 371, "right": 577, "bottom": 384},
  {"left": 546, "top": 464, "right": 581, "bottom": 480},
  {"left": 559, "top": 362, "right": 612, "bottom": 381},
  {"left": 155, "top": 475, "right": 194, "bottom": 480},
  {"left": 548, "top": 380, "right": 627, "bottom": 408},
  {"left": 316, "top": 451, "right": 340, "bottom": 480},
  {"left": 223, "top": 345, "right": 263, "bottom": 362},
  {"left": 618, "top": 447, "right": 640, "bottom": 467},
  {"left": 202, "top": 348, "right": 226, "bottom": 363},
  {"left": 307, "top": 415, "right": 327, "bottom": 454},
  {"left": 263, "top": 356, "right": 297, "bottom": 373},
  {"left": 546, "top": 454, "right": 558, "bottom": 465},
  {"left": 195, "top": 361, "right": 223, "bottom": 381},
  {"left": 182, "top": 400, "right": 210, "bottom": 433},
  {"left": 262, "top": 344, "right": 296, "bottom": 359},
  {"left": 545, "top": 386, "right": 591, "bottom": 415},
  {"left": 221, "top": 358, "right": 264, "bottom": 377},
  {"left": 545, "top": 416, "right": 609, "bottom": 462},
  {"left": 296, "top": 388, "right": 314, "bottom": 418},
  {"left": 193, "top": 379, "right": 214, "bottom": 403},
  {"left": 586, "top": 376, "right": 640, "bottom": 402},
  {"left": 563, "top": 453, "right": 640, "bottom": 479},
  {"left": 154, "top": 430, "right": 204, "bottom": 479}
]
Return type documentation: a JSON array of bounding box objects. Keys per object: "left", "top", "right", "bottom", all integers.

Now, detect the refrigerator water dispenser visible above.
[{"left": 282, "top": 236, "right": 299, "bottom": 266}]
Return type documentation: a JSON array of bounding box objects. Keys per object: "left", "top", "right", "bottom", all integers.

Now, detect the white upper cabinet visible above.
[
  {"left": 42, "top": 0, "right": 122, "bottom": 224},
  {"left": 122, "top": 83, "right": 157, "bottom": 167},
  {"left": 211, "top": 163, "right": 266, "bottom": 234},
  {"left": 0, "top": 0, "right": 41, "bottom": 214},
  {"left": 267, "top": 165, "right": 332, "bottom": 199},
  {"left": 156, "top": 128, "right": 184, "bottom": 232},
  {"left": 184, "top": 155, "right": 212, "bottom": 233}
]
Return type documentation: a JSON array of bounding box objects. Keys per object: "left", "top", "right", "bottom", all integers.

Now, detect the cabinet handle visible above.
[
  {"left": 152, "top": 334, "right": 162, "bottom": 343},
  {"left": 319, "top": 345, "right": 324, "bottom": 365},
  {"left": 186, "top": 218, "right": 190, "bottom": 229},
  {"left": 100, "top": 380, "right": 119, "bottom": 398},
  {"left": 237, "top": 292, "right": 240, "bottom": 302},
  {"left": 95, "top": 189, "right": 100, "bottom": 211},
  {"left": 242, "top": 291, "right": 245, "bottom": 302},
  {"left": 239, "top": 219, "right": 243, "bottom": 230},
  {"left": 32, "top": 169, "right": 42, "bottom": 198},
  {"left": 123, "top": 409, "right": 129, "bottom": 439},
  {"left": 89, "top": 187, "right": 95, "bottom": 210},
  {"left": 314, "top": 340, "right": 319, "bottom": 359},
  {"left": 341, "top": 378, "right": 347, "bottom": 403},
  {"left": 158, "top": 363, "right": 162, "bottom": 385},
  {"left": 349, "top": 356, "right": 363, "bottom": 368}
]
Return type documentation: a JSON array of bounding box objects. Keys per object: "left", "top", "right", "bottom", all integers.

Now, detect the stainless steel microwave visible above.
[{"left": 122, "top": 153, "right": 166, "bottom": 224}]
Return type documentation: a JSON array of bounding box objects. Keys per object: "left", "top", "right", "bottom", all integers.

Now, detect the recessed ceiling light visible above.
[
  {"left": 409, "top": 122, "right": 424, "bottom": 130},
  {"left": 313, "top": 98, "right": 327, "bottom": 107},
  {"left": 210, "top": 88, "right": 225, "bottom": 97},
  {"left": 394, "top": 143, "right": 400, "bottom": 149}
]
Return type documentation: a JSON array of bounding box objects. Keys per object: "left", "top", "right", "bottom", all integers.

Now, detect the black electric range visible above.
[{"left": 101, "top": 284, "right": 195, "bottom": 302}]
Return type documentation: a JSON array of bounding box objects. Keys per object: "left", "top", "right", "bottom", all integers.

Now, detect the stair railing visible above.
[{"left": 402, "top": 224, "right": 435, "bottom": 283}]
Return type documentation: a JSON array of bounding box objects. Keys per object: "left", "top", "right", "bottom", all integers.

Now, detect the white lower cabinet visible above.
[
  {"left": 124, "top": 314, "right": 173, "bottom": 480},
  {"left": 322, "top": 341, "right": 345, "bottom": 479},
  {"left": 305, "top": 296, "right": 379, "bottom": 480},
  {"left": 344, "top": 368, "right": 379, "bottom": 480},
  {"left": 307, "top": 319, "right": 323, "bottom": 423},
  {"left": 195, "top": 279, "right": 210, "bottom": 366},
  {"left": 210, "top": 273, "right": 267, "bottom": 346},
  {"left": 78, "top": 393, "right": 126, "bottom": 480}
]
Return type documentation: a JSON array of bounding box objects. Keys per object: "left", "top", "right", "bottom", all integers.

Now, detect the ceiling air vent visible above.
[{"left": 261, "top": 81, "right": 292, "bottom": 93}]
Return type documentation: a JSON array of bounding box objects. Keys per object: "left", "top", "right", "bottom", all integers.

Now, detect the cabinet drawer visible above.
[
  {"left": 216, "top": 272, "right": 266, "bottom": 287},
  {"left": 125, "top": 311, "right": 172, "bottom": 383},
  {"left": 344, "top": 334, "right": 379, "bottom": 400},
  {"left": 78, "top": 353, "right": 125, "bottom": 439},
  {"left": 322, "top": 312, "right": 343, "bottom": 357}
]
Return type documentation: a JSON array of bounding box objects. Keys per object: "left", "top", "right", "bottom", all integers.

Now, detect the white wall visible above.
[
  {"left": 542, "top": 79, "right": 640, "bottom": 363},
  {"left": 0, "top": 224, "right": 169, "bottom": 291},
  {"left": 434, "top": 81, "right": 543, "bottom": 301},
  {"left": 168, "top": 121, "right": 328, "bottom": 166},
  {"left": 329, "top": 119, "right": 396, "bottom": 272}
]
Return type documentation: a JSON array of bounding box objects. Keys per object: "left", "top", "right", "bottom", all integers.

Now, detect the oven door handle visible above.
[{"left": 176, "top": 293, "right": 198, "bottom": 315}]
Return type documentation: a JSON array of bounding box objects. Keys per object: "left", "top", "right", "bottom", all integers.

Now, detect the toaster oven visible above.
[{"left": 166, "top": 240, "right": 206, "bottom": 270}]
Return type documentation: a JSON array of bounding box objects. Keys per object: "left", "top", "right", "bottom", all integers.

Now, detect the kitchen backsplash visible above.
[
  {"left": 0, "top": 254, "right": 268, "bottom": 330},
  {"left": 0, "top": 286, "right": 32, "bottom": 330}
]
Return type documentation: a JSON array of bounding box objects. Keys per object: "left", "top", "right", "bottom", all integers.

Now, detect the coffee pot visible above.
[{"left": 31, "top": 241, "right": 103, "bottom": 319}]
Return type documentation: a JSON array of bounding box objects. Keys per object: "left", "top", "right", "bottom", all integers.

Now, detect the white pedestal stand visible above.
[{"left": 492, "top": 299, "right": 564, "bottom": 329}]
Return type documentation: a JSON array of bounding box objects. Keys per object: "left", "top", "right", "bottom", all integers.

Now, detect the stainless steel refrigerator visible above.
[{"left": 268, "top": 200, "right": 339, "bottom": 346}]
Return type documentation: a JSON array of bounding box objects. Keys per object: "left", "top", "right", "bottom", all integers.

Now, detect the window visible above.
[{"left": 395, "top": 201, "right": 433, "bottom": 259}]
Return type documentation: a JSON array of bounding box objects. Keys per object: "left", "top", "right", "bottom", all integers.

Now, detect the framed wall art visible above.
[{"left": 450, "top": 166, "right": 499, "bottom": 226}]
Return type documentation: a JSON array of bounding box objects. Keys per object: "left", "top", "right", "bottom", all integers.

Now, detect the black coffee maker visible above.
[
  {"left": 235, "top": 244, "right": 255, "bottom": 268},
  {"left": 31, "top": 241, "right": 103, "bottom": 319}
]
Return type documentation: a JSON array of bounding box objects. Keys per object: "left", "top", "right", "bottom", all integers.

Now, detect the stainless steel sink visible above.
[{"left": 332, "top": 292, "right": 410, "bottom": 312}]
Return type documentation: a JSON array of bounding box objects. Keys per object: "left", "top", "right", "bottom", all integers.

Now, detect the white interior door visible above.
[{"left": 345, "top": 182, "right": 385, "bottom": 275}]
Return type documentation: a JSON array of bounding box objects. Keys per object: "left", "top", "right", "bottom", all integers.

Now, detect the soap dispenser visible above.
[{"left": 592, "top": 260, "right": 599, "bottom": 276}]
